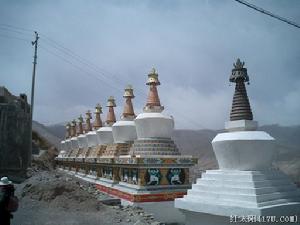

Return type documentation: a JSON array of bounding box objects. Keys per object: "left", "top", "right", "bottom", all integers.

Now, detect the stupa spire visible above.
[
  {"left": 65, "top": 122, "right": 71, "bottom": 139},
  {"left": 85, "top": 110, "right": 92, "bottom": 132},
  {"left": 70, "top": 119, "right": 77, "bottom": 137},
  {"left": 229, "top": 58, "right": 253, "bottom": 121},
  {"left": 77, "top": 115, "right": 84, "bottom": 135},
  {"left": 144, "top": 68, "right": 164, "bottom": 112},
  {"left": 93, "top": 104, "right": 103, "bottom": 129},
  {"left": 106, "top": 96, "right": 116, "bottom": 126},
  {"left": 122, "top": 85, "right": 136, "bottom": 120}
]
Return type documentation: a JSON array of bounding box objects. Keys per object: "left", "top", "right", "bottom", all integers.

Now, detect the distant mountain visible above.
[
  {"left": 32, "top": 121, "right": 61, "bottom": 148},
  {"left": 37, "top": 121, "right": 300, "bottom": 183}
]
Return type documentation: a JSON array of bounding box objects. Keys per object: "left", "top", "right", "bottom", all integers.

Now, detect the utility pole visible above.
[
  {"left": 31, "top": 31, "right": 39, "bottom": 120},
  {"left": 29, "top": 31, "right": 39, "bottom": 166}
]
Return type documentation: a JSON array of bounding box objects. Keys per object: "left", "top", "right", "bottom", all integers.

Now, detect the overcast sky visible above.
[{"left": 0, "top": 0, "right": 299, "bottom": 129}]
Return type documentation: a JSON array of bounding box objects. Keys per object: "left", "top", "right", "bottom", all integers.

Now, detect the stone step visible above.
[
  {"left": 202, "top": 171, "right": 288, "bottom": 182},
  {"left": 197, "top": 177, "right": 291, "bottom": 188},
  {"left": 187, "top": 189, "right": 300, "bottom": 204},
  {"left": 183, "top": 193, "right": 300, "bottom": 209},
  {"left": 192, "top": 183, "right": 297, "bottom": 195}
]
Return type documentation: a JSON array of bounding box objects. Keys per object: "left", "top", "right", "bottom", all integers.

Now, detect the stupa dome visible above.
[{"left": 97, "top": 97, "right": 116, "bottom": 145}]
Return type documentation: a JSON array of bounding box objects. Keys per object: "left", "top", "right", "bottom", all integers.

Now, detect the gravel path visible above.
[{"left": 11, "top": 170, "right": 167, "bottom": 225}]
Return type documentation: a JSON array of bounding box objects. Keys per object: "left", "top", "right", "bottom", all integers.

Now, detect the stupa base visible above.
[{"left": 175, "top": 170, "right": 300, "bottom": 225}]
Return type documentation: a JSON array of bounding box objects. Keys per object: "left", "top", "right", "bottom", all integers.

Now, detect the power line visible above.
[
  {"left": 0, "top": 23, "right": 34, "bottom": 33},
  {"left": 0, "top": 33, "right": 30, "bottom": 42},
  {"left": 38, "top": 35, "right": 204, "bottom": 128},
  {"left": 233, "top": 0, "right": 300, "bottom": 29},
  {"left": 0, "top": 23, "right": 204, "bottom": 129}
]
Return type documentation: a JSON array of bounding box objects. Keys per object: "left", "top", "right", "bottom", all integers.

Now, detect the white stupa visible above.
[
  {"left": 59, "top": 122, "right": 71, "bottom": 158},
  {"left": 175, "top": 59, "right": 300, "bottom": 225},
  {"left": 134, "top": 68, "right": 173, "bottom": 140},
  {"left": 112, "top": 85, "right": 137, "bottom": 143},
  {"left": 70, "top": 119, "right": 79, "bottom": 150},
  {"left": 96, "top": 96, "right": 116, "bottom": 145},
  {"left": 131, "top": 68, "right": 179, "bottom": 156},
  {"left": 85, "top": 110, "right": 99, "bottom": 148},
  {"left": 76, "top": 114, "right": 88, "bottom": 149}
]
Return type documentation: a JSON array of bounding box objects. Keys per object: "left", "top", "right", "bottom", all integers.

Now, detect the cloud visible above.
[{"left": 0, "top": 0, "right": 300, "bottom": 128}]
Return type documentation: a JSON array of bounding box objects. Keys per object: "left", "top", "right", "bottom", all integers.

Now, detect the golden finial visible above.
[
  {"left": 230, "top": 58, "right": 249, "bottom": 83},
  {"left": 86, "top": 110, "right": 92, "bottom": 119},
  {"left": 78, "top": 115, "right": 84, "bottom": 123},
  {"left": 123, "top": 85, "right": 135, "bottom": 98},
  {"left": 106, "top": 96, "right": 116, "bottom": 107},
  {"left": 146, "top": 68, "right": 160, "bottom": 85},
  {"left": 95, "top": 103, "right": 102, "bottom": 113}
]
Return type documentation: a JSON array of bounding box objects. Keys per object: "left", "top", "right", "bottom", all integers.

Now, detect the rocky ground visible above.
[{"left": 11, "top": 169, "right": 172, "bottom": 225}]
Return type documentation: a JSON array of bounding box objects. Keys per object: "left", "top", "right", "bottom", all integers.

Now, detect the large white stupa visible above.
[
  {"left": 96, "top": 97, "right": 116, "bottom": 145},
  {"left": 175, "top": 59, "right": 300, "bottom": 225},
  {"left": 112, "top": 85, "right": 137, "bottom": 143}
]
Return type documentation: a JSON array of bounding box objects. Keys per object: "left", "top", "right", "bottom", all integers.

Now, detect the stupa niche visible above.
[{"left": 175, "top": 59, "right": 300, "bottom": 225}]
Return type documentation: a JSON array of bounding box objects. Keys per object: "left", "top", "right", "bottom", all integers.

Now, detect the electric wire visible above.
[
  {"left": 233, "top": 0, "right": 300, "bottom": 29},
  {"left": 0, "top": 24, "right": 203, "bottom": 128}
]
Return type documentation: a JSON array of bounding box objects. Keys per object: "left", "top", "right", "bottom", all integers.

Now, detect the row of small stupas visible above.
[{"left": 56, "top": 68, "right": 197, "bottom": 222}]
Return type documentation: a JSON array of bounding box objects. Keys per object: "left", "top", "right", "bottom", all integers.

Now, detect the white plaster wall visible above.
[
  {"left": 212, "top": 131, "right": 276, "bottom": 170},
  {"left": 60, "top": 140, "right": 66, "bottom": 151},
  {"left": 65, "top": 139, "right": 72, "bottom": 152},
  {"left": 86, "top": 131, "right": 99, "bottom": 147},
  {"left": 77, "top": 134, "right": 88, "bottom": 148},
  {"left": 97, "top": 127, "right": 114, "bottom": 144},
  {"left": 70, "top": 137, "right": 79, "bottom": 150},
  {"left": 135, "top": 112, "right": 174, "bottom": 139},
  {"left": 112, "top": 120, "right": 137, "bottom": 143}
]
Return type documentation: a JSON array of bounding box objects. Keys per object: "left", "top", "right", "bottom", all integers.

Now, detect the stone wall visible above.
[{"left": 0, "top": 86, "right": 31, "bottom": 177}]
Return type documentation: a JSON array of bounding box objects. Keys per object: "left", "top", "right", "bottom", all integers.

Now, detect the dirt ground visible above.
[{"left": 11, "top": 170, "right": 169, "bottom": 225}]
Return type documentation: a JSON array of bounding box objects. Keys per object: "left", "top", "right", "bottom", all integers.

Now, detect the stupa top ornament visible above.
[
  {"left": 95, "top": 104, "right": 102, "bottom": 113},
  {"left": 146, "top": 68, "right": 160, "bottom": 85},
  {"left": 226, "top": 58, "right": 256, "bottom": 131},
  {"left": 123, "top": 85, "right": 135, "bottom": 98},
  {"left": 229, "top": 58, "right": 249, "bottom": 83},
  {"left": 106, "top": 96, "right": 116, "bottom": 107},
  {"left": 144, "top": 68, "right": 164, "bottom": 112}
]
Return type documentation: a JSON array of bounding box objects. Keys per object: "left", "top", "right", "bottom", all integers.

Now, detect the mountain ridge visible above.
[{"left": 33, "top": 121, "right": 300, "bottom": 183}]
